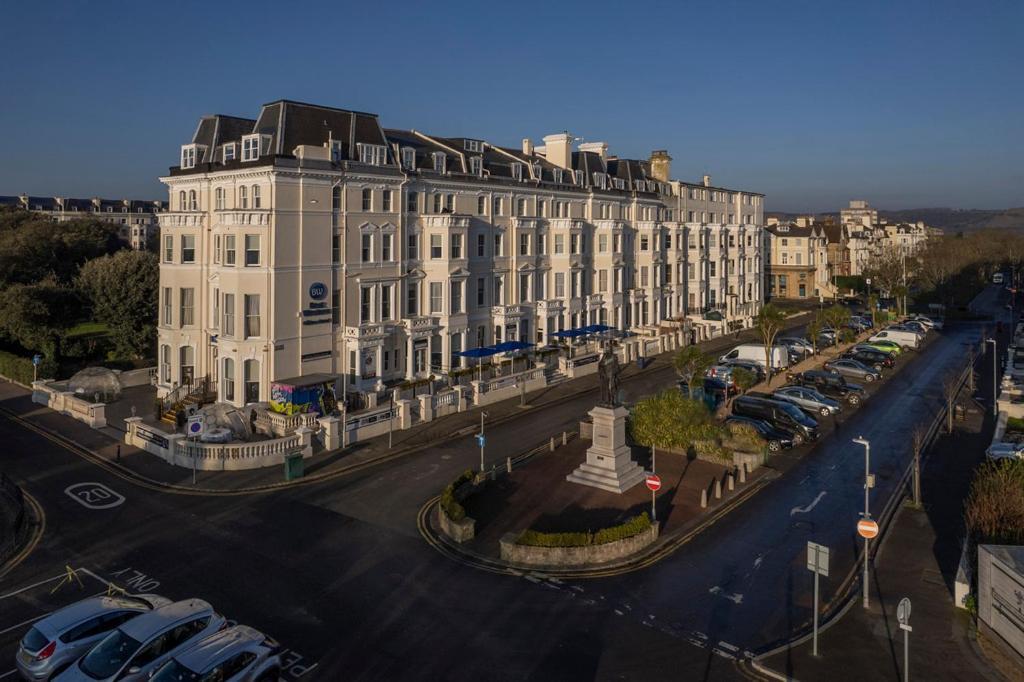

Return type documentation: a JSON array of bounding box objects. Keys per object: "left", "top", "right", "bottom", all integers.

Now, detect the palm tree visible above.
[{"left": 754, "top": 304, "right": 787, "bottom": 386}]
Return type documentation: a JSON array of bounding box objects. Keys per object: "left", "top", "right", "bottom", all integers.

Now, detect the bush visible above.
[
  {"left": 440, "top": 469, "right": 475, "bottom": 522},
  {"left": 0, "top": 349, "right": 55, "bottom": 384},
  {"left": 516, "top": 512, "right": 651, "bottom": 547},
  {"left": 964, "top": 460, "right": 1024, "bottom": 547},
  {"left": 723, "top": 421, "right": 767, "bottom": 454},
  {"left": 692, "top": 439, "right": 732, "bottom": 464},
  {"left": 1006, "top": 417, "right": 1024, "bottom": 433}
]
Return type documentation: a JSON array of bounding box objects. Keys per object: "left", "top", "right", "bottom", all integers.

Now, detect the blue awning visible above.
[
  {"left": 492, "top": 341, "right": 535, "bottom": 353},
  {"left": 458, "top": 346, "right": 500, "bottom": 358},
  {"left": 580, "top": 324, "right": 613, "bottom": 333},
  {"left": 551, "top": 329, "right": 587, "bottom": 339}
]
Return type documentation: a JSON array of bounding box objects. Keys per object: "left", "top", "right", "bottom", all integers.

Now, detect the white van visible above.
[
  {"left": 719, "top": 344, "right": 789, "bottom": 370},
  {"left": 868, "top": 328, "right": 920, "bottom": 349}
]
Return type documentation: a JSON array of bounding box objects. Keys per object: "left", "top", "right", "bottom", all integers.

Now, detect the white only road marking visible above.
[
  {"left": 614, "top": 609, "right": 624, "bottom": 616},
  {"left": 753, "top": 554, "right": 764, "bottom": 570},
  {"left": 708, "top": 586, "right": 744, "bottom": 604},
  {"left": 712, "top": 648, "right": 736, "bottom": 660},
  {"left": 790, "top": 491, "right": 827, "bottom": 516},
  {"left": 1, "top": 669, "right": 21, "bottom": 679}
]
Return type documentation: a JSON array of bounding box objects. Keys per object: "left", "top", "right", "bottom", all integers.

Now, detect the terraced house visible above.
[{"left": 156, "top": 99, "right": 766, "bottom": 405}]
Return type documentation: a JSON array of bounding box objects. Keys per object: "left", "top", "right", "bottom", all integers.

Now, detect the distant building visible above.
[
  {"left": 0, "top": 194, "right": 163, "bottom": 250},
  {"left": 840, "top": 199, "right": 878, "bottom": 228},
  {"left": 764, "top": 222, "right": 834, "bottom": 300}
]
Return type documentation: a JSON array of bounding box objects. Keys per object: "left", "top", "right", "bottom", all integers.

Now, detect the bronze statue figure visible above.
[{"left": 597, "top": 344, "right": 621, "bottom": 407}]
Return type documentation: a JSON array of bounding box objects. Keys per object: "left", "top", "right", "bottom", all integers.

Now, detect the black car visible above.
[
  {"left": 725, "top": 415, "right": 795, "bottom": 453},
  {"left": 788, "top": 369, "right": 866, "bottom": 406},
  {"left": 722, "top": 359, "right": 767, "bottom": 382},
  {"left": 841, "top": 348, "right": 894, "bottom": 371},
  {"left": 731, "top": 395, "right": 820, "bottom": 445}
]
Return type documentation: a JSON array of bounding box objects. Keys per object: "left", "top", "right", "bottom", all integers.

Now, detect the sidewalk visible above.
[
  {"left": 0, "top": 313, "right": 814, "bottom": 492},
  {"left": 756, "top": 319, "right": 1014, "bottom": 681}
]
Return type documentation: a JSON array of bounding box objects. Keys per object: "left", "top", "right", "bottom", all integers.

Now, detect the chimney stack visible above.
[
  {"left": 702, "top": 174, "right": 711, "bottom": 187},
  {"left": 579, "top": 141, "right": 608, "bottom": 161},
  {"left": 542, "top": 132, "right": 573, "bottom": 170},
  {"left": 649, "top": 150, "right": 672, "bottom": 182},
  {"left": 522, "top": 138, "right": 534, "bottom": 156}
]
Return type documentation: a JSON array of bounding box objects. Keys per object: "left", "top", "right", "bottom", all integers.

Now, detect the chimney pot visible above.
[
  {"left": 522, "top": 138, "right": 534, "bottom": 156},
  {"left": 702, "top": 174, "right": 711, "bottom": 187}
]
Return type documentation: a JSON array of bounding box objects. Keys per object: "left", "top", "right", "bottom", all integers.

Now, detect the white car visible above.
[{"left": 985, "top": 442, "right": 1024, "bottom": 461}]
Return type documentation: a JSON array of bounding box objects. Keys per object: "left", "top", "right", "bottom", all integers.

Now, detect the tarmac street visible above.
[{"left": 0, "top": 288, "right": 1004, "bottom": 680}]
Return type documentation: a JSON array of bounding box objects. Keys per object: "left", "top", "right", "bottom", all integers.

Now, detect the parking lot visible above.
[{"left": 0, "top": 566, "right": 317, "bottom": 681}]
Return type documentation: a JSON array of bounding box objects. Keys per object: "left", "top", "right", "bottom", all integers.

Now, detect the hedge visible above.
[
  {"left": 440, "top": 469, "right": 475, "bottom": 522},
  {"left": 516, "top": 512, "right": 651, "bottom": 547},
  {"left": 1007, "top": 417, "right": 1024, "bottom": 433},
  {"left": 0, "top": 350, "right": 43, "bottom": 385}
]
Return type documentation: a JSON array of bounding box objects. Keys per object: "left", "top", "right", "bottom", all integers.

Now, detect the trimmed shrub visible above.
[
  {"left": 440, "top": 469, "right": 475, "bottom": 522},
  {"left": 1005, "top": 417, "right": 1024, "bottom": 434},
  {"left": 0, "top": 349, "right": 46, "bottom": 385},
  {"left": 516, "top": 512, "right": 651, "bottom": 547},
  {"left": 692, "top": 439, "right": 732, "bottom": 464},
  {"left": 723, "top": 421, "right": 767, "bottom": 454}
]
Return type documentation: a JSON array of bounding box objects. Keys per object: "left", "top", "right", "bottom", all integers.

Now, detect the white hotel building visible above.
[{"left": 156, "top": 100, "right": 765, "bottom": 405}]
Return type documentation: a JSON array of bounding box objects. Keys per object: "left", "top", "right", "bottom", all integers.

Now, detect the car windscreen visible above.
[
  {"left": 778, "top": 402, "right": 815, "bottom": 426},
  {"left": 21, "top": 626, "right": 49, "bottom": 653},
  {"left": 151, "top": 659, "right": 201, "bottom": 682},
  {"left": 79, "top": 628, "right": 142, "bottom": 679}
]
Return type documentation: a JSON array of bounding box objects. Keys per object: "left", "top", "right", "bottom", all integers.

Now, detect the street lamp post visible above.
[
  {"left": 853, "top": 436, "right": 873, "bottom": 609},
  {"left": 479, "top": 410, "right": 488, "bottom": 472},
  {"left": 988, "top": 338, "right": 998, "bottom": 417}
]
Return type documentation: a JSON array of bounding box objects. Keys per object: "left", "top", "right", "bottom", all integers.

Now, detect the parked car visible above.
[
  {"left": 851, "top": 315, "right": 875, "bottom": 329},
  {"left": 731, "top": 395, "right": 819, "bottom": 445},
  {"left": 724, "top": 415, "right": 795, "bottom": 453},
  {"left": 722, "top": 359, "right": 767, "bottom": 382},
  {"left": 55, "top": 600, "right": 226, "bottom": 682},
  {"left": 823, "top": 358, "right": 883, "bottom": 383},
  {"left": 17, "top": 595, "right": 171, "bottom": 681},
  {"left": 719, "top": 344, "right": 789, "bottom": 371},
  {"left": 841, "top": 348, "right": 895, "bottom": 370},
  {"left": 769, "top": 385, "right": 842, "bottom": 418},
  {"left": 855, "top": 339, "right": 904, "bottom": 357},
  {"left": 779, "top": 337, "right": 814, "bottom": 356},
  {"left": 150, "top": 625, "right": 281, "bottom": 682},
  {"left": 906, "top": 315, "right": 936, "bottom": 330},
  {"left": 788, "top": 369, "right": 866, "bottom": 406},
  {"left": 869, "top": 328, "right": 920, "bottom": 349},
  {"left": 985, "top": 442, "right": 1024, "bottom": 461},
  {"left": 900, "top": 320, "right": 930, "bottom": 335},
  {"left": 705, "top": 364, "right": 736, "bottom": 387}
]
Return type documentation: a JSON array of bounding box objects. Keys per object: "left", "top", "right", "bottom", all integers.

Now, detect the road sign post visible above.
[
  {"left": 477, "top": 411, "right": 488, "bottom": 473},
  {"left": 853, "top": 436, "right": 874, "bottom": 608},
  {"left": 645, "top": 474, "right": 661, "bottom": 522},
  {"left": 897, "top": 597, "right": 912, "bottom": 682},
  {"left": 807, "top": 541, "right": 830, "bottom": 657}
]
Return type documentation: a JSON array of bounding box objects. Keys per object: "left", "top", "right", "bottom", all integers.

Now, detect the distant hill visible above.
[{"left": 766, "top": 207, "right": 1024, "bottom": 234}]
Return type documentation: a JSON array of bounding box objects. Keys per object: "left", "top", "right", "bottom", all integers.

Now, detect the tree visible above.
[
  {"left": 673, "top": 345, "right": 714, "bottom": 398},
  {"left": 0, "top": 216, "right": 121, "bottom": 286},
  {"left": 77, "top": 250, "right": 159, "bottom": 359},
  {"left": 0, "top": 277, "right": 81, "bottom": 358},
  {"left": 630, "top": 390, "right": 723, "bottom": 463},
  {"left": 731, "top": 367, "right": 757, "bottom": 397},
  {"left": 754, "top": 304, "right": 787, "bottom": 383},
  {"left": 823, "top": 304, "right": 852, "bottom": 353},
  {"left": 806, "top": 313, "right": 823, "bottom": 355}
]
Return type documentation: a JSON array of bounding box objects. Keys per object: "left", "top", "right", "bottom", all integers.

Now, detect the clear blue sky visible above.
[{"left": 1, "top": 0, "right": 1021, "bottom": 212}]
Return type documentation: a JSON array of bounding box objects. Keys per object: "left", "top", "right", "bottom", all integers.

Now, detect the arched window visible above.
[
  {"left": 215, "top": 188, "right": 224, "bottom": 211},
  {"left": 188, "top": 190, "right": 197, "bottom": 211},
  {"left": 223, "top": 358, "right": 235, "bottom": 402},
  {"left": 238, "top": 185, "right": 248, "bottom": 209},
  {"left": 243, "top": 359, "right": 259, "bottom": 403},
  {"left": 178, "top": 191, "right": 186, "bottom": 211},
  {"left": 251, "top": 185, "right": 261, "bottom": 209}
]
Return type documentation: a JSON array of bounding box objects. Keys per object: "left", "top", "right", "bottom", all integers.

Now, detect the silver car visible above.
[
  {"left": 151, "top": 625, "right": 282, "bottom": 682},
  {"left": 16, "top": 595, "right": 171, "bottom": 681},
  {"left": 54, "top": 599, "right": 226, "bottom": 682},
  {"left": 823, "top": 358, "right": 882, "bottom": 383},
  {"left": 771, "top": 385, "right": 842, "bottom": 418}
]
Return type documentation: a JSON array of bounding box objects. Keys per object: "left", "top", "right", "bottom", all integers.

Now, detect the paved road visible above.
[{"left": 0, "top": 294, "right": 1001, "bottom": 680}]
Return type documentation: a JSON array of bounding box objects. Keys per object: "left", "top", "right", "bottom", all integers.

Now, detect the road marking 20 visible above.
[{"left": 64, "top": 482, "right": 125, "bottom": 509}]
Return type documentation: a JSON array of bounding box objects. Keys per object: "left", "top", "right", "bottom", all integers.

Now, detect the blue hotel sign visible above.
[{"left": 309, "top": 282, "right": 327, "bottom": 300}]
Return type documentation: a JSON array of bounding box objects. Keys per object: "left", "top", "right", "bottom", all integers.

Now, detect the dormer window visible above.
[
  {"left": 464, "top": 139, "right": 482, "bottom": 152},
  {"left": 401, "top": 147, "right": 416, "bottom": 170},
  {"left": 592, "top": 173, "right": 607, "bottom": 189},
  {"left": 330, "top": 140, "right": 344, "bottom": 163},
  {"left": 357, "top": 143, "right": 387, "bottom": 166},
  {"left": 432, "top": 152, "right": 447, "bottom": 173},
  {"left": 613, "top": 178, "right": 625, "bottom": 190},
  {"left": 469, "top": 156, "right": 483, "bottom": 176},
  {"left": 241, "top": 134, "right": 266, "bottom": 162},
  {"left": 180, "top": 144, "right": 198, "bottom": 169},
  {"left": 532, "top": 163, "right": 541, "bottom": 179},
  {"left": 574, "top": 170, "right": 584, "bottom": 185},
  {"left": 223, "top": 143, "right": 237, "bottom": 162},
  {"left": 510, "top": 163, "right": 523, "bottom": 181},
  {"left": 552, "top": 168, "right": 563, "bottom": 184}
]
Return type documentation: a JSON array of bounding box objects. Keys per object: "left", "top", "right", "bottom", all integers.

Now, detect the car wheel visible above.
[
  {"left": 864, "top": 374, "right": 875, "bottom": 382},
  {"left": 848, "top": 394, "right": 861, "bottom": 406},
  {"left": 820, "top": 407, "right": 830, "bottom": 417},
  {"left": 792, "top": 433, "right": 805, "bottom": 446},
  {"left": 874, "top": 364, "right": 883, "bottom": 371},
  {"left": 768, "top": 440, "right": 781, "bottom": 453}
]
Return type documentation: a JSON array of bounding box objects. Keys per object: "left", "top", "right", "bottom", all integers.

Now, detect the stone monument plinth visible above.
[{"left": 566, "top": 405, "right": 645, "bottom": 493}]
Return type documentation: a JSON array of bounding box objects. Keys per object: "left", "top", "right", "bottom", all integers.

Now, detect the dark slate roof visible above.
[
  {"left": 192, "top": 115, "right": 257, "bottom": 163},
  {"left": 821, "top": 224, "right": 845, "bottom": 244},
  {"left": 256, "top": 100, "right": 389, "bottom": 162}
]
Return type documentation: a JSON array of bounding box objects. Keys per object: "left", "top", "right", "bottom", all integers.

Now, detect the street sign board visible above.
[
  {"left": 186, "top": 415, "right": 205, "bottom": 437},
  {"left": 32, "top": 354, "right": 42, "bottom": 366},
  {"left": 857, "top": 518, "right": 879, "bottom": 539},
  {"left": 897, "top": 597, "right": 911, "bottom": 625},
  {"left": 476, "top": 434, "right": 485, "bottom": 447},
  {"left": 807, "top": 541, "right": 830, "bottom": 577},
  {"left": 645, "top": 474, "right": 662, "bottom": 492}
]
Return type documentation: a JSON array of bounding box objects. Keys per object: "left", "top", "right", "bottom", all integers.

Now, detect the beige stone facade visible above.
[
  {"left": 156, "top": 100, "right": 766, "bottom": 405},
  {"left": 1, "top": 194, "right": 163, "bottom": 250}
]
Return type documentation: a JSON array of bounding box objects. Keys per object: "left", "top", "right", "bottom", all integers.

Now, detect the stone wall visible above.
[{"left": 499, "top": 525, "right": 659, "bottom": 568}]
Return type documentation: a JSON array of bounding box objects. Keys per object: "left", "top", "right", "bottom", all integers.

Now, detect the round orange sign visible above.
[{"left": 857, "top": 519, "right": 879, "bottom": 539}]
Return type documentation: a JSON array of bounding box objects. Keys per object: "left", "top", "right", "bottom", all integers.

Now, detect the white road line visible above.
[
  {"left": 0, "top": 614, "right": 46, "bottom": 636},
  {"left": 790, "top": 490, "right": 827, "bottom": 516},
  {"left": 0, "top": 574, "right": 67, "bottom": 601},
  {"left": 1, "top": 670, "right": 19, "bottom": 679},
  {"left": 717, "top": 641, "right": 740, "bottom": 652}
]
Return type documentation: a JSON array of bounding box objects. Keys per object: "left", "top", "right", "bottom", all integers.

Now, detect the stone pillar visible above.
[
  {"left": 714, "top": 479, "right": 722, "bottom": 499},
  {"left": 375, "top": 346, "right": 383, "bottom": 385},
  {"left": 295, "top": 426, "right": 314, "bottom": 458},
  {"left": 124, "top": 416, "right": 143, "bottom": 445},
  {"left": 457, "top": 386, "right": 469, "bottom": 412},
  {"left": 418, "top": 393, "right": 434, "bottom": 423},
  {"left": 319, "top": 415, "right": 341, "bottom": 450},
  {"left": 166, "top": 433, "right": 186, "bottom": 466},
  {"left": 406, "top": 335, "right": 415, "bottom": 380},
  {"left": 397, "top": 399, "right": 413, "bottom": 429},
  {"left": 471, "top": 380, "right": 485, "bottom": 405}
]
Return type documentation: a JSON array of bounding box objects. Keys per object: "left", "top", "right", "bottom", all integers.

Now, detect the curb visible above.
[{"left": 0, "top": 488, "right": 46, "bottom": 580}]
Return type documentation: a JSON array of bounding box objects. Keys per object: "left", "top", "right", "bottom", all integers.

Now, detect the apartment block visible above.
[
  {"left": 157, "top": 100, "right": 766, "bottom": 405},
  {"left": 0, "top": 194, "right": 163, "bottom": 250},
  {"left": 764, "top": 222, "right": 834, "bottom": 300}
]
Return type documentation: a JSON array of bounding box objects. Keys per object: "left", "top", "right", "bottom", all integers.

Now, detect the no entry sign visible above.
[
  {"left": 857, "top": 518, "right": 879, "bottom": 539},
  {"left": 645, "top": 474, "right": 662, "bottom": 492}
]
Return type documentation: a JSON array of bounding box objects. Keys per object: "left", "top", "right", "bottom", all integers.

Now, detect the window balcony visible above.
[
  {"left": 216, "top": 210, "right": 270, "bottom": 227},
  {"left": 158, "top": 212, "right": 206, "bottom": 229},
  {"left": 421, "top": 214, "right": 470, "bottom": 230}
]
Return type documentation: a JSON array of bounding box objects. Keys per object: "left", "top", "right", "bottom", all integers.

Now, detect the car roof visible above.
[
  {"left": 36, "top": 596, "right": 153, "bottom": 637},
  {"left": 121, "top": 599, "right": 213, "bottom": 640},
  {"left": 174, "top": 625, "right": 264, "bottom": 671}
]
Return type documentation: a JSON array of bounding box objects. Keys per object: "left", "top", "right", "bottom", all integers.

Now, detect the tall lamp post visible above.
[
  {"left": 853, "top": 436, "right": 874, "bottom": 609},
  {"left": 987, "top": 338, "right": 998, "bottom": 417}
]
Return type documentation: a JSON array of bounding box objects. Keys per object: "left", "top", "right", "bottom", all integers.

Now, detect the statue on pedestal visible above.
[{"left": 597, "top": 344, "right": 621, "bottom": 407}]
